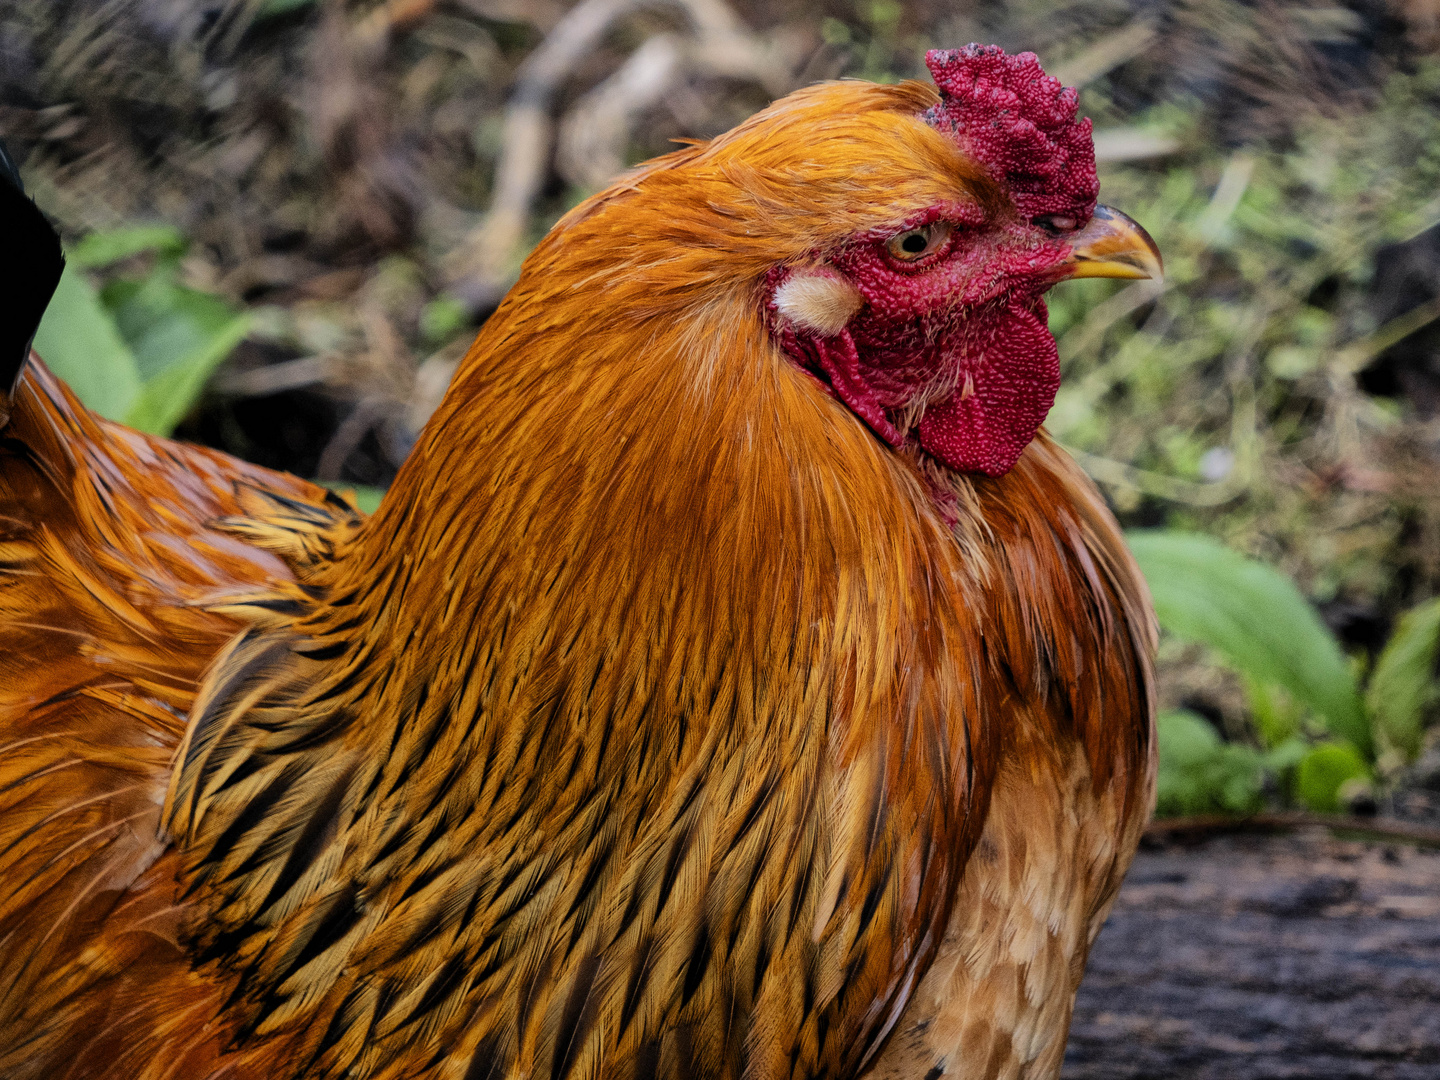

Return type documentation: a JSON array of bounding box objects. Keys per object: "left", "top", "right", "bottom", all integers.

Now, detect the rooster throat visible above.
[{"left": 781, "top": 299, "right": 1060, "bottom": 483}]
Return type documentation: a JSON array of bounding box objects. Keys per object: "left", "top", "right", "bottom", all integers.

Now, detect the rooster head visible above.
[
  {"left": 763, "top": 45, "right": 1161, "bottom": 477},
  {"left": 478, "top": 48, "right": 1160, "bottom": 487}
]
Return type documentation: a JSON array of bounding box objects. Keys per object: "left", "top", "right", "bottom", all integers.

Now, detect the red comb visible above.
[{"left": 924, "top": 45, "right": 1098, "bottom": 218}]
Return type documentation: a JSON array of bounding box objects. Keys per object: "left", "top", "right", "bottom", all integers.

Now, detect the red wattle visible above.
[
  {"left": 810, "top": 330, "right": 903, "bottom": 446},
  {"left": 916, "top": 303, "right": 1059, "bottom": 476}
]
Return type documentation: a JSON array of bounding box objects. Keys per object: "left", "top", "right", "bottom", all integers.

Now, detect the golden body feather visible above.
[{"left": 0, "top": 79, "right": 1154, "bottom": 1080}]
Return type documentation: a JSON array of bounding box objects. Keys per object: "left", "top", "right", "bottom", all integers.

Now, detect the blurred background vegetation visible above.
[{"left": 5, "top": 0, "right": 1440, "bottom": 822}]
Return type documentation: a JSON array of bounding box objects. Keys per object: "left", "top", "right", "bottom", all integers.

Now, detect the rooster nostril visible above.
[{"left": 1034, "top": 215, "right": 1078, "bottom": 235}]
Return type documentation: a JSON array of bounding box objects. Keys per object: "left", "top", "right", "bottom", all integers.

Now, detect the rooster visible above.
[{"left": 0, "top": 46, "right": 1159, "bottom": 1080}]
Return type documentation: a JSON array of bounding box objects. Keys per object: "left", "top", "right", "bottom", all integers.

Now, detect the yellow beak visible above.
[{"left": 1060, "top": 205, "right": 1163, "bottom": 282}]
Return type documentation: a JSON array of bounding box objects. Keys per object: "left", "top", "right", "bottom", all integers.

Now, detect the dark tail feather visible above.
[{"left": 0, "top": 140, "right": 65, "bottom": 426}]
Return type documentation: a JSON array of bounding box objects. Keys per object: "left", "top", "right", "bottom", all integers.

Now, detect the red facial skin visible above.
[{"left": 771, "top": 46, "right": 1102, "bottom": 478}]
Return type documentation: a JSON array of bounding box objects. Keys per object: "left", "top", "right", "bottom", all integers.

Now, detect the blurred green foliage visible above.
[
  {"left": 324, "top": 484, "right": 386, "bottom": 515},
  {"left": 1041, "top": 58, "right": 1440, "bottom": 817},
  {"left": 1155, "top": 709, "right": 1304, "bottom": 817},
  {"left": 1130, "top": 530, "right": 1367, "bottom": 752},
  {"left": 1366, "top": 597, "right": 1440, "bottom": 760},
  {"left": 1294, "top": 741, "right": 1371, "bottom": 813},
  {"left": 1047, "top": 62, "right": 1440, "bottom": 599},
  {"left": 1136, "top": 530, "right": 1440, "bottom": 815},
  {"left": 33, "top": 226, "right": 250, "bottom": 437}
]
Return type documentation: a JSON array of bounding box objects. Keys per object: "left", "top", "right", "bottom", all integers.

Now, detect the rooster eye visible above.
[
  {"left": 1033, "top": 215, "right": 1079, "bottom": 236},
  {"left": 885, "top": 221, "right": 952, "bottom": 263}
]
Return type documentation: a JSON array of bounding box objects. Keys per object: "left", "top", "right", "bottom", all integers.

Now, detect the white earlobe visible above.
[{"left": 774, "top": 271, "right": 863, "bottom": 337}]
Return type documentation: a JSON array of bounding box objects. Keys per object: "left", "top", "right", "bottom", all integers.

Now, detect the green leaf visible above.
[
  {"left": 1126, "top": 530, "right": 1370, "bottom": 755},
  {"left": 105, "top": 271, "right": 250, "bottom": 435},
  {"left": 69, "top": 225, "right": 186, "bottom": 269},
  {"left": 1243, "top": 674, "right": 1302, "bottom": 747},
  {"left": 319, "top": 483, "right": 385, "bottom": 515},
  {"left": 819, "top": 17, "right": 851, "bottom": 45},
  {"left": 420, "top": 295, "right": 470, "bottom": 345},
  {"left": 1155, "top": 709, "right": 1268, "bottom": 817},
  {"left": 124, "top": 312, "right": 250, "bottom": 436},
  {"left": 1294, "top": 741, "right": 1370, "bottom": 812},
  {"left": 1263, "top": 735, "right": 1310, "bottom": 774},
  {"left": 1366, "top": 596, "right": 1440, "bottom": 759},
  {"left": 345, "top": 486, "right": 385, "bottom": 515},
  {"left": 31, "top": 263, "right": 143, "bottom": 421}
]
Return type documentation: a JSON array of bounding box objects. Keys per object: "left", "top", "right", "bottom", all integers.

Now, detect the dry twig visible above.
[{"left": 444, "top": 0, "right": 795, "bottom": 308}]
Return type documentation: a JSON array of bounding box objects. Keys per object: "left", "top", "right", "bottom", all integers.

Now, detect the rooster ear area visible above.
[{"left": 774, "top": 270, "right": 865, "bottom": 337}]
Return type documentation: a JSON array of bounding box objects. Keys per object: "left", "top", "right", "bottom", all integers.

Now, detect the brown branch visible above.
[
  {"left": 443, "top": 0, "right": 791, "bottom": 309},
  {"left": 1145, "top": 812, "right": 1440, "bottom": 848}
]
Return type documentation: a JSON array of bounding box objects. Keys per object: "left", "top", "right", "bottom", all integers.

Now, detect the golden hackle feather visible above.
[
  {"left": 1, "top": 78, "right": 1154, "bottom": 1080},
  {"left": 0, "top": 361, "right": 352, "bottom": 1079}
]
